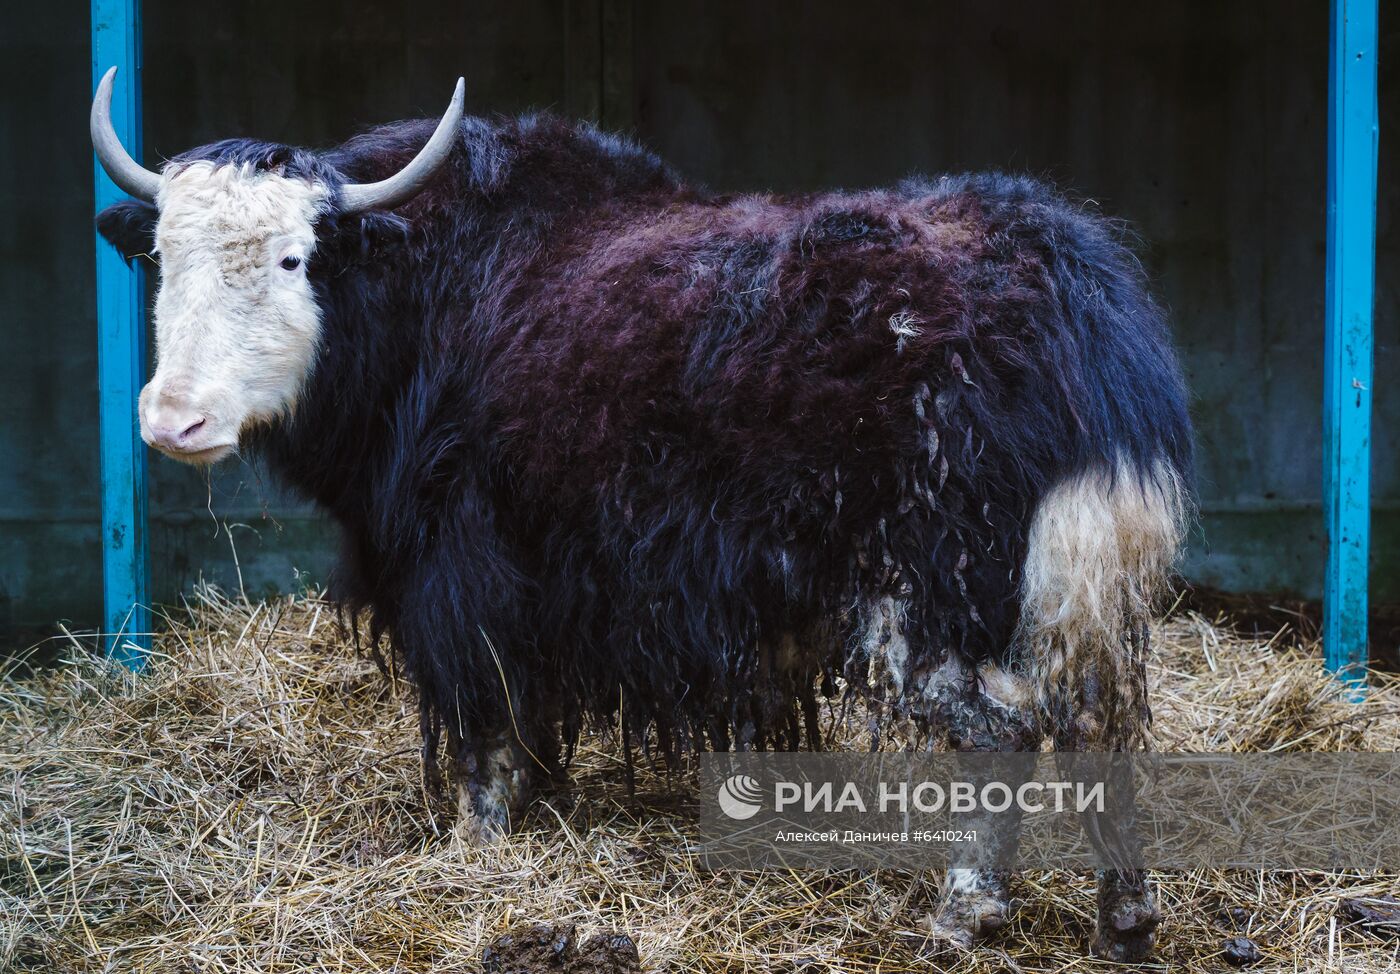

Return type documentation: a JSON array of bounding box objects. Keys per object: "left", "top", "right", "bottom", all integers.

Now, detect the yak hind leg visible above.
[
  {"left": 916, "top": 659, "right": 1042, "bottom": 948},
  {"left": 1053, "top": 724, "right": 1161, "bottom": 962},
  {"left": 1093, "top": 868, "right": 1160, "bottom": 963},
  {"left": 1015, "top": 458, "right": 1185, "bottom": 960}
]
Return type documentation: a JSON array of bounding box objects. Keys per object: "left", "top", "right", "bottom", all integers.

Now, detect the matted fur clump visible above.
[{"left": 4, "top": 588, "right": 1399, "bottom": 973}]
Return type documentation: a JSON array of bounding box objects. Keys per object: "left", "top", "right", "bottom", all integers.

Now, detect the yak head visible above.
[{"left": 91, "top": 68, "right": 463, "bottom": 464}]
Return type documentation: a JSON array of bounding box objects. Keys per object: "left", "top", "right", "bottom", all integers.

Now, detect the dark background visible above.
[{"left": 2, "top": 1, "right": 1396, "bottom": 636}]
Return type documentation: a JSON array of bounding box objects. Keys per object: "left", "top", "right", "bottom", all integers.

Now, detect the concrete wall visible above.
[{"left": 2, "top": 0, "right": 1395, "bottom": 634}]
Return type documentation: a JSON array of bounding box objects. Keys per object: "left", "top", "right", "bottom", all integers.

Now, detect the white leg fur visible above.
[
  {"left": 928, "top": 867, "right": 1014, "bottom": 946},
  {"left": 454, "top": 740, "right": 528, "bottom": 845},
  {"left": 863, "top": 596, "right": 912, "bottom": 697},
  {"left": 947, "top": 868, "right": 985, "bottom": 894},
  {"left": 1015, "top": 458, "right": 1187, "bottom": 748}
]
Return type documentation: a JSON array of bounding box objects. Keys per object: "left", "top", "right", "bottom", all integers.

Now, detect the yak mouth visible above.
[{"left": 151, "top": 441, "right": 237, "bottom": 466}]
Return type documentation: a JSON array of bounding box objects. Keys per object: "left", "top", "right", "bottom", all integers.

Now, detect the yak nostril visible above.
[
  {"left": 144, "top": 403, "right": 210, "bottom": 453},
  {"left": 177, "top": 417, "right": 206, "bottom": 442}
]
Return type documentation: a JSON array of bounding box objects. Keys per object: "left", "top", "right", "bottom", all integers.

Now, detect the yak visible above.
[{"left": 91, "top": 69, "right": 1191, "bottom": 961}]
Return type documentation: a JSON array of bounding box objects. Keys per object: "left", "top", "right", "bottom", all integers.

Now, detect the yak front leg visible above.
[
  {"left": 453, "top": 732, "right": 529, "bottom": 843},
  {"left": 451, "top": 722, "right": 558, "bottom": 844}
]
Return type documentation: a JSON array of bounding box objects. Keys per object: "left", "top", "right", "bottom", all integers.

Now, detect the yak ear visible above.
[
  {"left": 324, "top": 209, "right": 410, "bottom": 261},
  {"left": 96, "top": 199, "right": 159, "bottom": 263}
]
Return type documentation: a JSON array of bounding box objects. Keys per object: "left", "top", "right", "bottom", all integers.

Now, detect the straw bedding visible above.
[{"left": 4, "top": 588, "right": 1400, "bottom": 972}]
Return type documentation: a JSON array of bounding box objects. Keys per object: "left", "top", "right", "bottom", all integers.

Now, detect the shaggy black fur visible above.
[{"left": 99, "top": 113, "right": 1193, "bottom": 785}]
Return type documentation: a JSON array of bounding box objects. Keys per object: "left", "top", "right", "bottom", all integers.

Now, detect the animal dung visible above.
[
  {"left": 1220, "top": 936, "right": 1262, "bottom": 967},
  {"left": 481, "top": 924, "right": 642, "bottom": 974},
  {"left": 1340, "top": 896, "right": 1400, "bottom": 937}
]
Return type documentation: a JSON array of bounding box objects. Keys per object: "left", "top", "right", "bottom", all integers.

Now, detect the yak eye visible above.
[{"left": 279, "top": 255, "right": 302, "bottom": 272}]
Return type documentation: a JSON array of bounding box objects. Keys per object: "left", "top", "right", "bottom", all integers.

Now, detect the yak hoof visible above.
[
  {"left": 924, "top": 871, "right": 1013, "bottom": 948},
  {"left": 453, "top": 739, "right": 534, "bottom": 844},
  {"left": 453, "top": 774, "right": 514, "bottom": 845},
  {"left": 453, "top": 806, "right": 509, "bottom": 845},
  {"left": 1090, "top": 871, "right": 1160, "bottom": 962},
  {"left": 453, "top": 803, "right": 511, "bottom": 846}
]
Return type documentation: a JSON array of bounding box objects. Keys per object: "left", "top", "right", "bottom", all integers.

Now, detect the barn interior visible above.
[{"left": 2, "top": 0, "right": 1396, "bottom": 645}]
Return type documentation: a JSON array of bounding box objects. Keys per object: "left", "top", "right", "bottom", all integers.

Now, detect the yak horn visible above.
[
  {"left": 91, "top": 66, "right": 162, "bottom": 202},
  {"left": 340, "top": 78, "right": 466, "bottom": 213}
]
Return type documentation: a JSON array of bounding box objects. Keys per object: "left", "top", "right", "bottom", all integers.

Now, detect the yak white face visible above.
[{"left": 139, "top": 163, "right": 328, "bottom": 464}]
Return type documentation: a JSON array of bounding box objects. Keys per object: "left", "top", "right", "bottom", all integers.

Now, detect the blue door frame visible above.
[
  {"left": 92, "top": 0, "right": 150, "bottom": 668},
  {"left": 91, "top": 5, "right": 1379, "bottom": 678},
  {"left": 1323, "top": 0, "right": 1378, "bottom": 688}
]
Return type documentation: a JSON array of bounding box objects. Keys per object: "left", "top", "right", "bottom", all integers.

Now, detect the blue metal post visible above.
[
  {"left": 1323, "top": 0, "right": 1378, "bottom": 688},
  {"left": 92, "top": 0, "right": 151, "bottom": 668}
]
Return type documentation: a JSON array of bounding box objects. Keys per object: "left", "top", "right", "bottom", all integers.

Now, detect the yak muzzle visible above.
[{"left": 139, "top": 390, "right": 235, "bottom": 464}]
